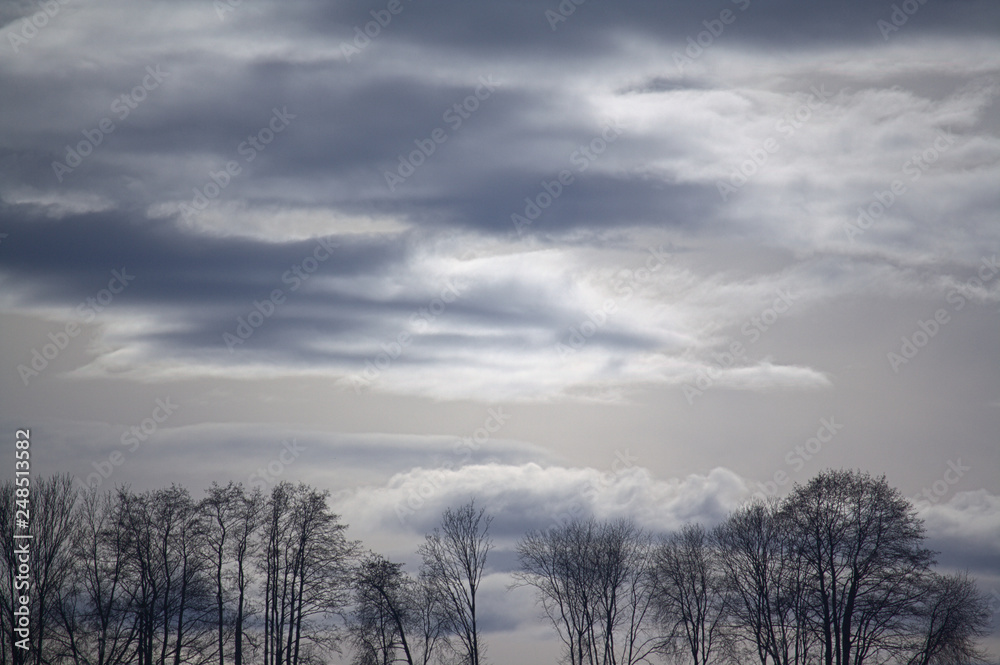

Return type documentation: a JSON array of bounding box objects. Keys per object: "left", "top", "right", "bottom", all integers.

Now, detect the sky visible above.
[{"left": 1, "top": 0, "right": 999, "bottom": 661}]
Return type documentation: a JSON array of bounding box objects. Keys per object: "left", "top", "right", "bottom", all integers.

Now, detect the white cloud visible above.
[
  {"left": 918, "top": 489, "right": 1000, "bottom": 557},
  {"left": 335, "top": 463, "right": 752, "bottom": 541}
]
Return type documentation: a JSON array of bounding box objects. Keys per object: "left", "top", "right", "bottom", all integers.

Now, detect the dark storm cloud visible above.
[
  {"left": 0, "top": 205, "right": 397, "bottom": 299},
  {"left": 289, "top": 0, "right": 999, "bottom": 55},
  {"left": 0, "top": 203, "right": 670, "bottom": 380},
  {"left": 4, "top": 0, "right": 993, "bottom": 252}
]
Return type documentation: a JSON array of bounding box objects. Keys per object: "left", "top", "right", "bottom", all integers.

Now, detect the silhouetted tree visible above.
[
  {"left": 419, "top": 501, "right": 492, "bottom": 665},
  {"left": 201, "top": 482, "right": 263, "bottom": 665},
  {"left": 714, "top": 500, "right": 816, "bottom": 665},
  {"left": 230, "top": 486, "right": 263, "bottom": 665},
  {"left": 20, "top": 475, "right": 77, "bottom": 663},
  {"left": 350, "top": 555, "right": 412, "bottom": 665},
  {"left": 259, "top": 483, "right": 355, "bottom": 665},
  {"left": 58, "top": 487, "right": 140, "bottom": 665},
  {"left": 651, "top": 523, "right": 731, "bottom": 665},
  {"left": 781, "top": 470, "right": 935, "bottom": 665},
  {"left": 349, "top": 556, "right": 447, "bottom": 665},
  {"left": 905, "top": 571, "right": 991, "bottom": 665},
  {"left": 515, "top": 517, "right": 657, "bottom": 665}
]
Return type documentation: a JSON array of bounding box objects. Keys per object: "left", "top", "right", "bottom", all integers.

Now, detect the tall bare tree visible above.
[
  {"left": 350, "top": 555, "right": 411, "bottom": 665},
  {"left": 0, "top": 476, "right": 78, "bottom": 665},
  {"left": 515, "top": 517, "right": 657, "bottom": 665},
  {"left": 202, "top": 483, "right": 238, "bottom": 665},
  {"left": 651, "top": 523, "right": 731, "bottom": 665},
  {"left": 349, "top": 555, "right": 448, "bottom": 665},
  {"left": 115, "top": 486, "right": 215, "bottom": 665},
  {"left": 201, "top": 482, "right": 263, "bottom": 665},
  {"left": 419, "top": 501, "right": 492, "bottom": 665},
  {"left": 58, "top": 487, "right": 140, "bottom": 665},
  {"left": 259, "top": 482, "right": 356, "bottom": 665},
  {"left": 230, "top": 486, "right": 263, "bottom": 665},
  {"left": 781, "top": 470, "right": 935, "bottom": 665},
  {"left": 714, "top": 500, "right": 815, "bottom": 665},
  {"left": 25, "top": 475, "right": 78, "bottom": 664},
  {"left": 904, "top": 571, "right": 991, "bottom": 665}
]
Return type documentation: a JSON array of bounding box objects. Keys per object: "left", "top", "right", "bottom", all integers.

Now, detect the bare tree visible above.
[
  {"left": 58, "top": 487, "right": 140, "bottom": 665},
  {"left": 419, "top": 501, "right": 492, "bottom": 665},
  {"left": 202, "top": 483, "right": 238, "bottom": 665},
  {"left": 714, "top": 500, "right": 815, "bottom": 665},
  {"left": 163, "top": 487, "right": 215, "bottom": 665},
  {"left": 230, "top": 487, "right": 263, "bottom": 665},
  {"left": 516, "top": 521, "right": 592, "bottom": 665},
  {"left": 651, "top": 523, "right": 731, "bottom": 665},
  {"left": 116, "top": 488, "right": 160, "bottom": 665},
  {"left": 0, "top": 476, "right": 77, "bottom": 665},
  {"left": 904, "top": 571, "right": 991, "bottom": 665},
  {"left": 515, "top": 517, "right": 657, "bottom": 665},
  {"left": 349, "top": 553, "right": 450, "bottom": 665},
  {"left": 781, "top": 470, "right": 935, "bottom": 665},
  {"left": 350, "top": 554, "right": 411, "bottom": 665},
  {"left": 259, "top": 482, "right": 356, "bottom": 665},
  {"left": 410, "top": 569, "right": 449, "bottom": 665},
  {"left": 350, "top": 555, "right": 413, "bottom": 665},
  {"left": 592, "top": 520, "right": 657, "bottom": 665},
  {"left": 115, "top": 486, "right": 216, "bottom": 665},
  {"left": 201, "top": 482, "right": 263, "bottom": 665},
  {"left": 25, "top": 475, "right": 78, "bottom": 663}
]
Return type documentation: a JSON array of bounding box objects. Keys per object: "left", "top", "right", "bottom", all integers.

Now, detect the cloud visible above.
[
  {"left": 335, "top": 462, "right": 1000, "bottom": 575},
  {"left": 335, "top": 463, "right": 752, "bottom": 540},
  {"left": 4, "top": 4, "right": 998, "bottom": 409},
  {"left": 918, "top": 490, "right": 1000, "bottom": 574}
]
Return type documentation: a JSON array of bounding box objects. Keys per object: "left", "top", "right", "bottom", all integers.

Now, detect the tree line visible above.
[
  {"left": 0, "top": 470, "right": 993, "bottom": 665},
  {"left": 514, "top": 470, "right": 992, "bottom": 665}
]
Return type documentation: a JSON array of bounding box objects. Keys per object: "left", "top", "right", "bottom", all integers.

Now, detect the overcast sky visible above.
[{"left": 1, "top": 0, "right": 999, "bottom": 661}]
